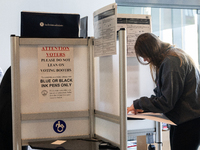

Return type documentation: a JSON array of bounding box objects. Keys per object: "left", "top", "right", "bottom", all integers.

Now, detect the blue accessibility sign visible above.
[{"left": 53, "top": 120, "right": 66, "bottom": 133}]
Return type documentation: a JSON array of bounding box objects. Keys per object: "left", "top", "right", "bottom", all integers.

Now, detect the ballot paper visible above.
[
  {"left": 51, "top": 140, "right": 66, "bottom": 145},
  {"left": 127, "top": 112, "right": 176, "bottom": 125}
]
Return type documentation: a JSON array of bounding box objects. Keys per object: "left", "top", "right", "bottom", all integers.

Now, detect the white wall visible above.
[{"left": 0, "top": 0, "right": 115, "bottom": 74}]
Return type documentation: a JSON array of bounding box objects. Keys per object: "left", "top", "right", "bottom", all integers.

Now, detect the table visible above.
[{"left": 29, "top": 139, "right": 119, "bottom": 150}]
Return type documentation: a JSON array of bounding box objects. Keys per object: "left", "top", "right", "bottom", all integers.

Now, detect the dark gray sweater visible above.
[{"left": 134, "top": 55, "right": 200, "bottom": 125}]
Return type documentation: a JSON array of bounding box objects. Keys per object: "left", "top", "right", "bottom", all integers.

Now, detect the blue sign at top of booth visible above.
[{"left": 53, "top": 120, "right": 66, "bottom": 133}]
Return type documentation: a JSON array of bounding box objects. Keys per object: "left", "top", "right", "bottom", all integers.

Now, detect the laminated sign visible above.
[
  {"left": 38, "top": 45, "right": 74, "bottom": 102},
  {"left": 93, "top": 3, "right": 117, "bottom": 57},
  {"left": 117, "top": 14, "right": 152, "bottom": 57}
]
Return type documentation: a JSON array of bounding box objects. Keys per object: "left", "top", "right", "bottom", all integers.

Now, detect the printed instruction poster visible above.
[
  {"left": 93, "top": 3, "right": 117, "bottom": 57},
  {"left": 38, "top": 45, "right": 74, "bottom": 102},
  {"left": 117, "top": 14, "right": 151, "bottom": 57}
]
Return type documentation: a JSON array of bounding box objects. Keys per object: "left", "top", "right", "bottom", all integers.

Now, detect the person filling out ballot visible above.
[{"left": 127, "top": 33, "right": 200, "bottom": 150}]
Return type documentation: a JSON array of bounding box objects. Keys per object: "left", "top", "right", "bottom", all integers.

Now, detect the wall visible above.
[{"left": 0, "top": 0, "right": 115, "bottom": 75}]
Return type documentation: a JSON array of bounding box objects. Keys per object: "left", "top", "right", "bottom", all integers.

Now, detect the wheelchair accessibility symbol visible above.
[{"left": 53, "top": 120, "right": 66, "bottom": 133}]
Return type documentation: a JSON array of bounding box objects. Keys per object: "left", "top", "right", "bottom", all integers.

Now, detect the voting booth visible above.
[
  {"left": 11, "top": 37, "right": 96, "bottom": 149},
  {"left": 11, "top": 33, "right": 128, "bottom": 150},
  {"left": 10, "top": 3, "right": 165, "bottom": 150}
]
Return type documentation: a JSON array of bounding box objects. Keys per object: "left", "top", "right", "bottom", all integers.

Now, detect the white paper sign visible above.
[
  {"left": 38, "top": 45, "right": 74, "bottom": 102},
  {"left": 117, "top": 14, "right": 151, "bottom": 57},
  {"left": 93, "top": 3, "right": 117, "bottom": 57}
]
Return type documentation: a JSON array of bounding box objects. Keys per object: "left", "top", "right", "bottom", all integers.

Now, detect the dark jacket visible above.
[
  {"left": 0, "top": 66, "right": 12, "bottom": 149},
  {"left": 134, "top": 55, "right": 200, "bottom": 125}
]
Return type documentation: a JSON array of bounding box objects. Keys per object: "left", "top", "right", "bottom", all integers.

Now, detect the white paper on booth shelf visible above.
[
  {"left": 51, "top": 140, "right": 66, "bottom": 145},
  {"left": 93, "top": 3, "right": 117, "bottom": 57},
  {"left": 117, "top": 14, "right": 152, "bottom": 57}
]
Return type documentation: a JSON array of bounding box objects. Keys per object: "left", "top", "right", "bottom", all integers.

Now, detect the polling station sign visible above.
[{"left": 38, "top": 46, "right": 74, "bottom": 102}]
